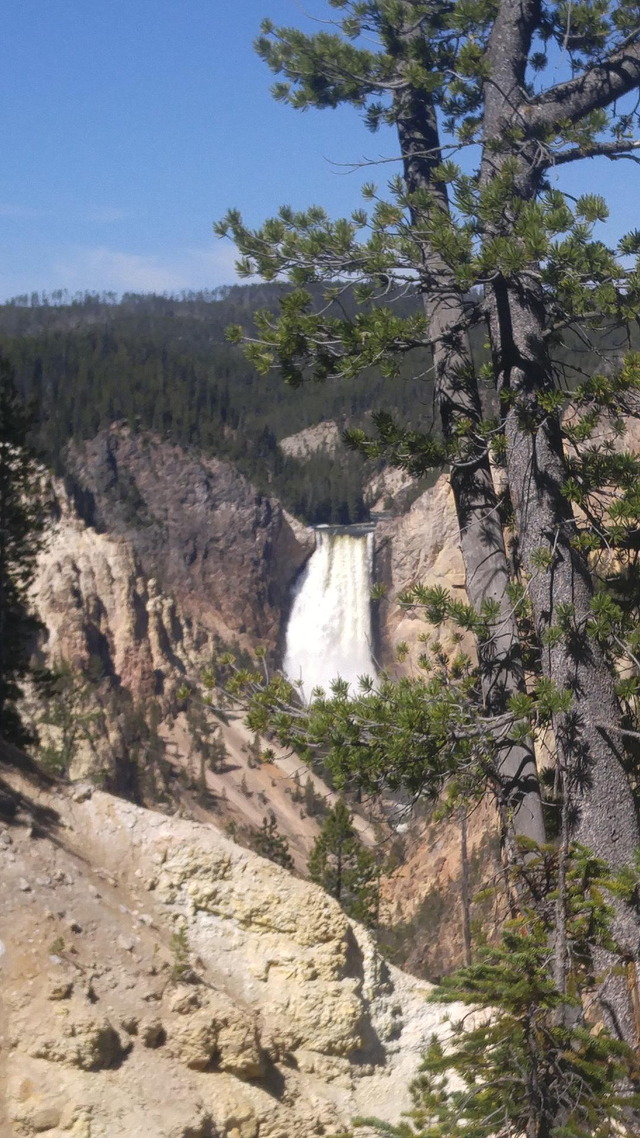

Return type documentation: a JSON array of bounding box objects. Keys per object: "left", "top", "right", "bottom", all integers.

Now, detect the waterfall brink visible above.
[{"left": 284, "top": 525, "right": 376, "bottom": 701}]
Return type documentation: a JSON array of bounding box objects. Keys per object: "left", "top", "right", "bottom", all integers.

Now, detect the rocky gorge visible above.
[
  {"left": 0, "top": 420, "right": 488, "bottom": 1133},
  {"left": 27, "top": 422, "right": 490, "bottom": 949},
  {"left": 33, "top": 422, "right": 467, "bottom": 719}
]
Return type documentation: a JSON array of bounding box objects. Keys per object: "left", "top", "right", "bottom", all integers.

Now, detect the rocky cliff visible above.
[
  {"left": 27, "top": 427, "right": 492, "bottom": 983},
  {"left": 0, "top": 747, "right": 463, "bottom": 1138},
  {"left": 59, "top": 424, "right": 314, "bottom": 666},
  {"left": 279, "top": 422, "right": 343, "bottom": 460},
  {"left": 373, "top": 473, "right": 467, "bottom": 666}
]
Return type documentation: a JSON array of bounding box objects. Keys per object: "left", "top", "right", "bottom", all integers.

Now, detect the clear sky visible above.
[{"left": 1, "top": 0, "right": 637, "bottom": 301}]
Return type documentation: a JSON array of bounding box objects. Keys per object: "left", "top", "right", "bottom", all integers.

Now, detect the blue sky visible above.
[{"left": 0, "top": 0, "right": 637, "bottom": 301}]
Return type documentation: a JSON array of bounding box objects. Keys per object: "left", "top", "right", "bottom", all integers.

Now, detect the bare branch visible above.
[
  {"left": 549, "top": 137, "right": 640, "bottom": 167},
  {"left": 526, "top": 41, "right": 640, "bottom": 131}
]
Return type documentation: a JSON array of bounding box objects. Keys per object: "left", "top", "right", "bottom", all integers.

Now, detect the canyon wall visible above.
[
  {"left": 60, "top": 424, "right": 314, "bottom": 661},
  {"left": 27, "top": 426, "right": 323, "bottom": 855},
  {"left": 27, "top": 425, "right": 490, "bottom": 982},
  {"left": 373, "top": 473, "right": 467, "bottom": 667}
]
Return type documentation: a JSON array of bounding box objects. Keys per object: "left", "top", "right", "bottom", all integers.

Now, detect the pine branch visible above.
[
  {"left": 526, "top": 41, "right": 640, "bottom": 131},
  {"left": 550, "top": 138, "right": 640, "bottom": 167}
]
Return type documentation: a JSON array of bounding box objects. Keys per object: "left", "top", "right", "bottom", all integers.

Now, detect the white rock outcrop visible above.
[{"left": 279, "top": 421, "right": 343, "bottom": 460}]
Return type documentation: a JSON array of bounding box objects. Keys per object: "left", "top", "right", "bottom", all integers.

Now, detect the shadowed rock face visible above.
[
  {"left": 64, "top": 424, "right": 314, "bottom": 650},
  {"left": 28, "top": 426, "right": 314, "bottom": 786}
]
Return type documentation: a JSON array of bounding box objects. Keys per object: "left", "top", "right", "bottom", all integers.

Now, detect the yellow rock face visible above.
[{"left": 0, "top": 756, "right": 462, "bottom": 1138}]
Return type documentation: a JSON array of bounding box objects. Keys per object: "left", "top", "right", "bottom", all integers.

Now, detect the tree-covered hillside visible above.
[
  {"left": 0, "top": 286, "right": 441, "bottom": 523},
  {"left": 1, "top": 286, "right": 625, "bottom": 525}
]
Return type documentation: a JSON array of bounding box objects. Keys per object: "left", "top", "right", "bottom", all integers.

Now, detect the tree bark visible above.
[
  {"left": 486, "top": 269, "right": 640, "bottom": 1038},
  {"left": 392, "top": 41, "right": 544, "bottom": 845},
  {"left": 460, "top": 808, "right": 473, "bottom": 966},
  {"left": 481, "top": 0, "right": 640, "bottom": 1039}
]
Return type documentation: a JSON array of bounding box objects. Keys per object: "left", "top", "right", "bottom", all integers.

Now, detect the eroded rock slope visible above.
[{"left": 0, "top": 751, "right": 461, "bottom": 1138}]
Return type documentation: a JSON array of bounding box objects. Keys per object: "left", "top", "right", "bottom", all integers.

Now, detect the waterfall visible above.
[{"left": 284, "top": 525, "right": 376, "bottom": 701}]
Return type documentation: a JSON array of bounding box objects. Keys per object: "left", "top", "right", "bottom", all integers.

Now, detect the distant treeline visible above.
[
  {"left": 0, "top": 286, "right": 439, "bottom": 524},
  {"left": 0, "top": 284, "right": 623, "bottom": 525}
]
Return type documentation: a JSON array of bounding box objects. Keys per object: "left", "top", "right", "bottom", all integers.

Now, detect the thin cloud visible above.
[
  {"left": 50, "top": 243, "right": 242, "bottom": 295},
  {"left": 53, "top": 247, "right": 190, "bottom": 293},
  {"left": 185, "top": 242, "right": 249, "bottom": 283}
]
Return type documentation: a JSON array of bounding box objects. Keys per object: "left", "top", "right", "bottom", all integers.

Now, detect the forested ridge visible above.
[
  {"left": 0, "top": 286, "right": 442, "bottom": 524},
  {"left": 1, "top": 286, "right": 632, "bottom": 528}
]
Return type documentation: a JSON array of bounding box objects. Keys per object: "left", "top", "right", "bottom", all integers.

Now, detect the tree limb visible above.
[
  {"left": 550, "top": 137, "right": 640, "bottom": 167},
  {"left": 526, "top": 41, "right": 640, "bottom": 132}
]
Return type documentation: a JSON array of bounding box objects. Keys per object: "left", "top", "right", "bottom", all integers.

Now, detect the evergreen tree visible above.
[
  {"left": 37, "top": 662, "right": 105, "bottom": 776},
  {"left": 185, "top": 698, "right": 228, "bottom": 789},
  {"left": 252, "top": 812, "right": 294, "bottom": 871},
  {"left": 0, "top": 355, "right": 42, "bottom": 745},
  {"left": 358, "top": 847, "right": 640, "bottom": 1138},
  {"left": 308, "top": 798, "right": 379, "bottom": 927},
  {"left": 218, "top": 0, "right": 640, "bottom": 1060}
]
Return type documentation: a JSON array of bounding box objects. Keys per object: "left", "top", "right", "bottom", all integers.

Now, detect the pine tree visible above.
[
  {"left": 358, "top": 847, "right": 640, "bottom": 1138},
  {"left": 218, "top": 0, "right": 640, "bottom": 1056},
  {"left": 252, "top": 812, "right": 294, "bottom": 871},
  {"left": 37, "top": 662, "right": 105, "bottom": 776},
  {"left": 308, "top": 799, "right": 379, "bottom": 927},
  {"left": 0, "top": 355, "right": 42, "bottom": 745}
]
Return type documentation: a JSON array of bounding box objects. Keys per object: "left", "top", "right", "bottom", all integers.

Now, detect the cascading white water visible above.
[{"left": 283, "top": 526, "right": 376, "bottom": 701}]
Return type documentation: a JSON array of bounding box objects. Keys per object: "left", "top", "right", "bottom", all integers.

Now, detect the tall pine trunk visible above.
[
  {"left": 393, "top": 57, "right": 544, "bottom": 845},
  {"left": 479, "top": 0, "right": 640, "bottom": 1044},
  {"left": 481, "top": 162, "right": 640, "bottom": 1053}
]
